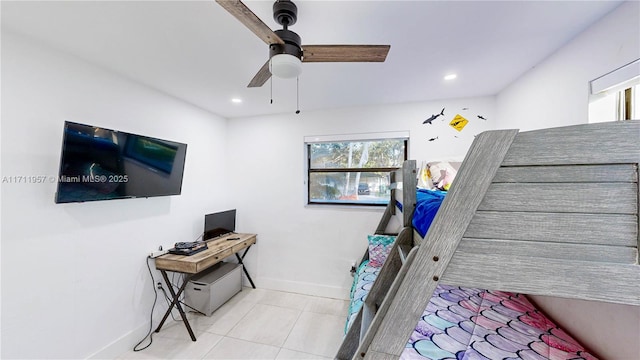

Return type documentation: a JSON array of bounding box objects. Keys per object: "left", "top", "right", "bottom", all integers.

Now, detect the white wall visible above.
[
  {"left": 227, "top": 97, "right": 495, "bottom": 299},
  {"left": 3, "top": 1, "right": 637, "bottom": 358},
  {"left": 496, "top": 1, "right": 639, "bottom": 131},
  {"left": 1, "top": 31, "right": 231, "bottom": 359},
  {"left": 495, "top": 2, "right": 640, "bottom": 358}
]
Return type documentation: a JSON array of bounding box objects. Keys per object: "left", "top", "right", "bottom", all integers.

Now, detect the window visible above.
[
  {"left": 589, "top": 83, "right": 638, "bottom": 122},
  {"left": 305, "top": 133, "right": 408, "bottom": 206},
  {"left": 589, "top": 60, "right": 639, "bottom": 123}
]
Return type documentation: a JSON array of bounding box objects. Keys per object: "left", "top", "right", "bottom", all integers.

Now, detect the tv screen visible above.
[
  {"left": 204, "top": 209, "right": 236, "bottom": 240},
  {"left": 55, "top": 121, "right": 187, "bottom": 203}
]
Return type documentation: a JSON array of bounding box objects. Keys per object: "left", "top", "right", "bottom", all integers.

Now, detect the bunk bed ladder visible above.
[
  {"left": 374, "top": 162, "right": 416, "bottom": 236},
  {"left": 337, "top": 161, "right": 418, "bottom": 359},
  {"left": 336, "top": 227, "right": 416, "bottom": 359},
  {"left": 374, "top": 191, "right": 395, "bottom": 235},
  {"left": 352, "top": 171, "right": 403, "bottom": 277}
]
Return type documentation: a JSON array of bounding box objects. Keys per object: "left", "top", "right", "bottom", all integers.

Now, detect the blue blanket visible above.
[{"left": 412, "top": 189, "right": 446, "bottom": 238}]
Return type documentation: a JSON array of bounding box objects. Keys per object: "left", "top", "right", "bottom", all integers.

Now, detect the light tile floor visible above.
[{"left": 118, "top": 288, "right": 349, "bottom": 360}]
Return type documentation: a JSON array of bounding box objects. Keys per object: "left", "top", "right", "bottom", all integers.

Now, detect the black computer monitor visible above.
[{"left": 204, "top": 209, "right": 236, "bottom": 240}]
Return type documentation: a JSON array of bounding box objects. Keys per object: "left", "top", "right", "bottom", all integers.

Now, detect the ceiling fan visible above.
[{"left": 216, "top": 0, "right": 391, "bottom": 88}]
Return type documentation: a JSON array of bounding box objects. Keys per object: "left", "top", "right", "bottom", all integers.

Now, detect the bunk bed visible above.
[{"left": 337, "top": 120, "right": 639, "bottom": 359}]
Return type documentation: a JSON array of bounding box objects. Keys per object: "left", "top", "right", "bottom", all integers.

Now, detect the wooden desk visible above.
[
  {"left": 154, "top": 233, "right": 257, "bottom": 341},
  {"left": 156, "top": 233, "right": 256, "bottom": 274}
]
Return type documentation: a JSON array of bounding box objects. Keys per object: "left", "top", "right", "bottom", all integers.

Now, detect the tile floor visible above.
[{"left": 117, "top": 287, "right": 349, "bottom": 359}]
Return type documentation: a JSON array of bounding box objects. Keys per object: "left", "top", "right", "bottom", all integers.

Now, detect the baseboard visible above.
[
  {"left": 256, "top": 276, "right": 349, "bottom": 300},
  {"left": 86, "top": 320, "right": 153, "bottom": 359}
]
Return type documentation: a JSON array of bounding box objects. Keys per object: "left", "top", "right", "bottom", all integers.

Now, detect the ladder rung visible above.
[
  {"left": 398, "top": 244, "right": 411, "bottom": 264},
  {"left": 360, "top": 303, "right": 376, "bottom": 342}
]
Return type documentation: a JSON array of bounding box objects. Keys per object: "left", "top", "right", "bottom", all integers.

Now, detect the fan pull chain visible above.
[
  {"left": 295, "top": 76, "right": 300, "bottom": 114},
  {"left": 270, "top": 76, "right": 273, "bottom": 104}
]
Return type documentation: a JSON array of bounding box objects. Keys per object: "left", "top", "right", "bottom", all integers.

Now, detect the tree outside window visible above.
[{"left": 307, "top": 138, "right": 407, "bottom": 205}]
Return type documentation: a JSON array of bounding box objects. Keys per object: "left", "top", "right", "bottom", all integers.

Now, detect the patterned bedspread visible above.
[
  {"left": 402, "top": 285, "right": 597, "bottom": 359},
  {"left": 346, "top": 265, "right": 598, "bottom": 359},
  {"left": 345, "top": 260, "right": 380, "bottom": 333}
]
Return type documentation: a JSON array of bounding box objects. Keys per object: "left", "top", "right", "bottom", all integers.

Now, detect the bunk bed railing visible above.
[
  {"left": 353, "top": 120, "right": 640, "bottom": 359},
  {"left": 352, "top": 168, "right": 408, "bottom": 276},
  {"left": 337, "top": 161, "right": 418, "bottom": 360}
]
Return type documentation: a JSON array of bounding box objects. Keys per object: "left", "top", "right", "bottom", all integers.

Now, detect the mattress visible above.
[
  {"left": 345, "top": 264, "right": 597, "bottom": 359},
  {"left": 402, "top": 285, "right": 598, "bottom": 359}
]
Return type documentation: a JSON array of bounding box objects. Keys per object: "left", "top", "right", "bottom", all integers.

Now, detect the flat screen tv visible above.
[
  {"left": 55, "top": 121, "right": 187, "bottom": 203},
  {"left": 204, "top": 209, "right": 236, "bottom": 240}
]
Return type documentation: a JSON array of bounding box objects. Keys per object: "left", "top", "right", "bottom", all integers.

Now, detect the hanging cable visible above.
[{"left": 295, "top": 76, "right": 300, "bottom": 114}]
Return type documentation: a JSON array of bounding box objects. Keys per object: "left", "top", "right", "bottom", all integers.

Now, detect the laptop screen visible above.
[{"left": 203, "top": 209, "right": 236, "bottom": 240}]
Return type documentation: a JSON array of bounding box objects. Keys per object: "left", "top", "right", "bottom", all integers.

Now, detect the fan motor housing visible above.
[
  {"left": 273, "top": 0, "right": 297, "bottom": 27},
  {"left": 270, "top": 29, "right": 302, "bottom": 59}
]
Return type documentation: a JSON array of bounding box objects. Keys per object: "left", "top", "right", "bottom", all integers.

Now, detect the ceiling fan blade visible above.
[
  {"left": 216, "top": 0, "right": 284, "bottom": 45},
  {"left": 248, "top": 60, "right": 271, "bottom": 87},
  {"left": 302, "top": 45, "right": 390, "bottom": 63}
]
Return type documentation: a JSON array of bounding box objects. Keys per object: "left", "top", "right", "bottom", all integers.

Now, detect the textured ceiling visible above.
[{"left": 1, "top": 0, "right": 622, "bottom": 118}]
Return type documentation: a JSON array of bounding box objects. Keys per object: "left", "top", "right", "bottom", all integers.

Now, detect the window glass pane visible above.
[
  {"left": 309, "top": 171, "right": 391, "bottom": 205},
  {"left": 309, "top": 139, "right": 405, "bottom": 169}
]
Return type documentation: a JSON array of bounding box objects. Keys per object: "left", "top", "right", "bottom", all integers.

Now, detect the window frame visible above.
[{"left": 304, "top": 133, "right": 409, "bottom": 207}]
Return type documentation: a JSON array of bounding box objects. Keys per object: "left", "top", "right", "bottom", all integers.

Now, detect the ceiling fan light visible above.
[{"left": 270, "top": 53, "right": 302, "bottom": 79}]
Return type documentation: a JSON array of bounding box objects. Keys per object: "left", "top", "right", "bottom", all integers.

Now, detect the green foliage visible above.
[
  {"left": 309, "top": 139, "right": 404, "bottom": 169},
  {"left": 309, "top": 181, "right": 341, "bottom": 200}
]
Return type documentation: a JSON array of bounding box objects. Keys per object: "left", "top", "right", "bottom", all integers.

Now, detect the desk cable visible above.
[
  {"left": 133, "top": 256, "right": 159, "bottom": 352},
  {"left": 133, "top": 258, "right": 200, "bottom": 351}
]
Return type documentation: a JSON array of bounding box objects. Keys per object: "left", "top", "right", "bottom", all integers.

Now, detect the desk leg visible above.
[
  {"left": 154, "top": 270, "right": 197, "bottom": 341},
  {"left": 235, "top": 246, "right": 256, "bottom": 289}
]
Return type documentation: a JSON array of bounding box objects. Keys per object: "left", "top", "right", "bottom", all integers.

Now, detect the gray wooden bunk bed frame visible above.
[{"left": 337, "top": 120, "right": 639, "bottom": 359}]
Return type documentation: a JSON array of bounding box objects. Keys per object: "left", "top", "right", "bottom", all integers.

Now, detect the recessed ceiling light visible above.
[
  {"left": 444, "top": 74, "right": 457, "bottom": 81},
  {"left": 231, "top": 98, "right": 242, "bottom": 103}
]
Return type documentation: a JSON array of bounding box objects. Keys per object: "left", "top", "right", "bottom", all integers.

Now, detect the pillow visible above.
[
  {"left": 367, "top": 234, "right": 396, "bottom": 267},
  {"left": 426, "top": 162, "right": 458, "bottom": 191},
  {"left": 417, "top": 162, "right": 432, "bottom": 189}
]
